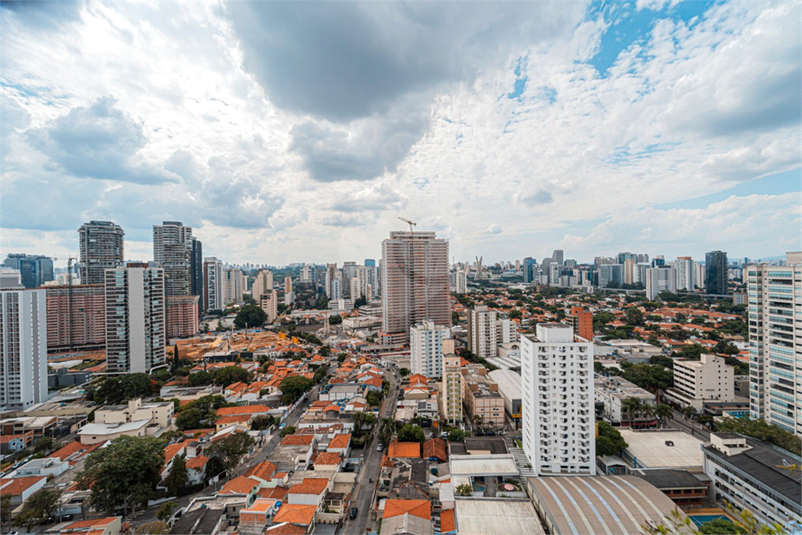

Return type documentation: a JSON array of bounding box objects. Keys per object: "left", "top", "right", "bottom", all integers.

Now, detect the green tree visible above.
[
  {"left": 399, "top": 367, "right": 410, "bottom": 377},
  {"left": 0, "top": 494, "right": 12, "bottom": 523},
  {"left": 622, "top": 397, "right": 643, "bottom": 428},
  {"left": 187, "top": 371, "right": 214, "bottom": 386},
  {"left": 397, "top": 424, "right": 425, "bottom": 443},
  {"left": 329, "top": 315, "right": 342, "bottom": 325},
  {"left": 625, "top": 307, "right": 644, "bottom": 326},
  {"left": 379, "top": 418, "right": 395, "bottom": 446},
  {"left": 212, "top": 366, "right": 252, "bottom": 386},
  {"left": 675, "top": 344, "right": 705, "bottom": 360},
  {"left": 716, "top": 417, "right": 801, "bottom": 456},
  {"left": 175, "top": 408, "right": 208, "bottom": 431},
  {"left": 250, "top": 415, "right": 276, "bottom": 431},
  {"left": 279, "top": 375, "right": 314, "bottom": 404},
  {"left": 366, "top": 390, "right": 383, "bottom": 407},
  {"left": 204, "top": 432, "right": 255, "bottom": 475},
  {"left": 455, "top": 483, "right": 473, "bottom": 496},
  {"left": 448, "top": 429, "right": 469, "bottom": 442},
  {"left": 12, "top": 486, "right": 62, "bottom": 530},
  {"left": 354, "top": 296, "right": 368, "bottom": 309},
  {"left": 698, "top": 518, "right": 747, "bottom": 535},
  {"left": 649, "top": 355, "right": 674, "bottom": 369},
  {"left": 353, "top": 412, "right": 378, "bottom": 438},
  {"left": 596, "top": 421, "right": 628, "bottom": 456},
  {"left": 280, "top": 425, "right": 296, "bottom": 437},
  {"left": 34, "top": 436, "right": 55, "bottom": 454},
  {"left": 508, "top": 310, "right": 522, "bottom": 320},
  {"left": 654, "top": 403, "right": 674, "bottom": 429},
  {"left": 157, "top": 501, "right": 177, "bottom": 522},
  {"left": 164, "top": 454, "right": 189, "bottom": 496},
  {"left": 234, "top": 304, "right": 267, "bottom": 329},
  {"left": 77, "top": 435, "right": 166, "bottom": 518}
]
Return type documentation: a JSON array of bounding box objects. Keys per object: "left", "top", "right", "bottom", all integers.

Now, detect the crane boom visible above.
[{"left": 398, "top": 217, "right": 417, "bottom": 232}]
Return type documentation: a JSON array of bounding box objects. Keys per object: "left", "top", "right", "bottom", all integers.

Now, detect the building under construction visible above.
[{"left": 45, "top": 284, "right": 106, "bottom": 353}]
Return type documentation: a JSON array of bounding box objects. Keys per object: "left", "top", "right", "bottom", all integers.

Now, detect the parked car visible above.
[
  {"left": 350, "top": 507, "right": 358, "bottom": 519},
  {"left": 377, "top": 444, "right": 383, "bottom": 452}
]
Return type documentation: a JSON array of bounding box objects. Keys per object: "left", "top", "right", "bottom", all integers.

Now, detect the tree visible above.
[
  {"left": 448, "top": 429, "right": 469, "bottom": 442},
  {"left": 187, "top": 371, "right": 214, "bottom": 386},
  {"left": 77, "top": 435, "right": 166, "bottom": 518},
  {"left": 595, "top": 421, "right": 628, "bottom": 456},
  {"left": 0, "top": 494, "right": 11, "bottom": 523},
  {"left": 313, "top": 366, "right": 328, "bottom": 384},
  {"left": 655, "top": 403, "right": 674, "bottom": 429},
  {"left": 234, "top": 304, "right": 267, "bottom": 329},
  {"left": 508, "top": 309, "right": 522, "bottom": 320},
  {"left": 649, "top": 354, "right": 674, "bottom": 369},
  {"left": 280, "top": 425, "right": 296, "bottom": 437},
  {"left": 698, "top": 518, "right": 747, "bottom": 535},
  {"left": 397, "top": 424, "right": 425, "bottom": 443},
  {"left": 455, "top": 483, "right": 473, "bottom": 496},
  {"left": 716, "top": 417, "right": 801, "bottom": 456},
  {"left": 279, "top": 375, "right": 314, "bottom": 404},
  {"left": 622, "top": 397, "right": 643, "bottom": 428},
  {"left": 164, "top": 454, "right": 189, "bottom": 496},
  {"left": 366, "top": 390, "right": 383, "bottom": 407},
  {"left": 176, "top": 408, "right": 208, "bottom": 431},
  {"left": 250, "top": 415, "right": 276, "bottom": 431},
  {"left": 157, "top": 501, "right": 177, "bottom": 522},
  {"left": 329, "top": 315, "right": 342, "bottom": 325},
  {"left": 12, "top": 486, "right": 62, "bottom": 530},
  {"left": 212, "top": 366, "right": 252, "bottom": 386},
  {"left": 204, "top": 432, "right": 255, "bottom": 475},
  {"left": 399, "top": 368, "right": 410, "bottom": 377},
  {"left": 34, "top": 436, "right": 55, "bottom": 455},
  {"left": 353, "top": 412, "right": 377, "bottom": 438},
  {"left": 135, "top": 521, "right": 171, "bottom": 534},
  {"left": 675, "top": 344, "right": 705, "bottom": 360},
  {"left": 354, "top": 296, "right": 368, "bottom": 309},
  {"left": 624, "top": 307, "right": 644, "bottom": 326},
  {"left": 379, "top": 418, "right": 395, "bottom": 446}
]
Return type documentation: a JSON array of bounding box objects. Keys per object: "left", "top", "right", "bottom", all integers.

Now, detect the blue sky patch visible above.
[{"left": 507, "top": 57, "right": 528, "bottom": 100}]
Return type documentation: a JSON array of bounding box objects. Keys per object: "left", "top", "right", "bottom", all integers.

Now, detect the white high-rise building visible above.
[
  {"left": 331, "top": 279, "right": 342, "bottom": 300},
  {"left": 747, "top": 253, "right": 802, "bottom": 436},
  {"left": 153, "top": 221, "right": 192, "bottom": 297},
  {"left": 496, "top": 317, "right": 518, "bottom": 344},
  {"left": 223, "top": 268, "right": 246, "bottom": 304},
  {"left": 260, "top": 289, "right": 278, "bottom": 324},
  {"left": 300, "top": 265, "right": 312, "bottom": 283},
  {"left": 675, "top": 257, "right": 694, "bottom": 291},
  {"left": 203, "top": 258, "right": 223, "bottom": 311},
  {"left": 694, "top": 261, "right": 706, "bottom": 289},
  {"left": 381, "top": 231, "right": 450, "bottom": 345},
  {"left": 467, "top": 305, "right": 498, "bottom": 359},
  {"left": 410, "top": 320, "right": 449, "bottom": 379},
  {"left": 521, "top": 324, "right": 594, "bottom": 476},
  {"left": 325, "top": 263, "right": 338, "bottom": 298},
  {"left": 104, "top": 264, "right": 166, "bottom": 374},
  {"left": 454, "top": 269, "right": 468, "bottom": 294},
  {"left": 645, "top": 267, "right": 677, "bottom": 299},
  {"left": 252, "top": 269, "right": 274, "bottom": 300},
  {"left": 0, "top": 274, "right": 48, "bottom": 410}
]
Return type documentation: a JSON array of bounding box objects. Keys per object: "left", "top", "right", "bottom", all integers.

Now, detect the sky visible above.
[{"left": 1, "top": 0, "right": 800, "bottom": 267}]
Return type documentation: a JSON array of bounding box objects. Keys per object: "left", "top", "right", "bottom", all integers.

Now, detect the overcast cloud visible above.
[{"left": 0, "top": 0, "right": 799, "bottom": 265}]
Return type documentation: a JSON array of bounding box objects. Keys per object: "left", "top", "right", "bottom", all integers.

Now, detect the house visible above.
[
  {"left": 269, "top": 504, "right": 316, "bottom": 534},
  {"left": 312, "top": 452, "right": 342, "bottom": 474},
  {"left": 0, "top": 434, "right": 27, "bottom": 454},
  {"left": 381, "top": 499, "right": 432, "bottom": 535},
  {"left": 239, "top": 498, "right": 279, "bottom": 535},
  {"left": 185, "top": 455, "right": 210, "bottom": 485},
  {"left": 387, "top": 441, "right": 421, "bottom": 459},
  {"left": 49, "top": 441, "right": 105, "bottom": 466},
  {"left": 286, "top": 477, "right": 330, "bottom": 509},
  {"left": 423, "top": 438, "right": 448, "bottom": 463},
  {"left": 326, "top": 433, "right": 351, "bottom": 457},
  {"left": 13, "top": 457, "right": 69, "bottom": 478},
  {"left": 59, "top": 517, "right": 122, "bottom": 535},
  {"left": 94, "top": 398, "right": 174, "bottom": 429},
  {"left": 244, "top": 461, "right": 281, "bottom": 488},
  {"left": 78, "top": 420, "right": 151, "bottom": 444},
  {"left": 218, "top": 476, "right": 260, "bottom": 506},
  {"left": 0, "top": 476, "right": 47, "bottom": 508}
]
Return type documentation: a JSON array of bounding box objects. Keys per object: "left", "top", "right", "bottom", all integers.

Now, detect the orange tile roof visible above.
[
  {"left": 272, "top": 504, "right": 316, "bottom": 526},
  {"left": 387, "top": 441, "right": 421, "bottom": 458},
  {"left": 0, "top": 476, "right": 46, "bottom": 496},
  {"left": 258, "top": 486, "right": 288, "bottom": 500},
  {"left": 217, "top": 405, "right": 272, "bottom": 416},
  {"left": 287, "top": 478, "right": 328, "bottom": 496},
  {"left": 266, "top": 522, "right": 307, "bottom": 534},
  {"left": 163, "top": 441, "right": 188, "bottom": 464},
  {"left": 280, "top": 434, "right": 314, "bottom": 447},
  {"left": 383, "top": 499, "right": 431, "bottom": 521},
  {"left": 49, "top": 440, "right": 104, "bottom": 462},
  {"left": 242, "top": 498, "right": 278, "bottom": 513},
  {"left": 314, "top": 452, "right": 341, "bottom": 466},
  {"left": 423, "top": 438, "right": 447, "bottom": 461},
  {"left": 185, "top": 455, "right": 209, "bottom": 470},
  {"left": 440, "top": 509, "right": 455, "bottom": 533},
  {"left": 244, "top": 461, "right": 278, "bottom": 481},
  {"left": 216, "top": 414, "right": 252, "bottom": 426},
  {"left": 60, "top": 516, "right": 119, "bottom": 531},
  {"left": 327, "top": 433, "right": 351, "bottom": 450},
  {"left": 0, "top": 434, "right": 26, "bottom": 444},
  {"left": 219, "top": 475, "right": 259, "bottom": 495}
]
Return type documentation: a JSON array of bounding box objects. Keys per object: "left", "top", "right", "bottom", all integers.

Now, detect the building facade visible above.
[
  {"left": 521, "top": 324, "right": 594, "bottom": 475},
  {"left": 2, "top": 254, "right": 54, "bottom": 288},
  {"left": 259, "top": 290, "right": 278, "bottom": 324},
  {"left": 568, "top": 306, "right": 593, "bottom": 341},
  {"left": 203, "top": 258, "right": 224, "bottom": 311},
  {"left": 645, "top": 267, "right": 677, "bottom": 299},
  {"left": 45, "top": 284, "right": 106, "bottom": 353},
  {"left": 252, "top": 270, "right": 274, "bottom": 301},
  {"left": 166, "top": 295, "right": 199, "bottom": 340},
  {"left": 461, "top": 364, "right": 505, "bottom": 429},
  {"left": 381, "top": 231, "right": 450, "bottom": 345},
  {"left": 0, "top": 280, "right": 48, "bottom": 410},
  {"left": 467, "top": 305, "right": 497, "bottom": 359},
  {"left": 153, "top": 221, "right": 193, "bottom": 297},
  {"left": 705, "top": 250, "right": 728, "bottom": 295},
  {"left": 665, "top": 354, "right": 735, "bottom": 410},
  {"left": 409, "top": 321, "right": 449, "bottom": 379},
  {"left": 78, "top": 220, "right": 125, "bottom": 285},
  {"left": 190, "top": 238, "right": 203, "bottom": 313},
  {"left": 440, "top": 353, "right": 462, "bottom": 426},
  {"left": 674, "top": 257, "right": 694, "bottom": 291},
  {"left": 747, "top": 253, "right": 801, "bottom": 435},
  {"left": 104, "top": 264, "right": 166, "bottom": 374}
]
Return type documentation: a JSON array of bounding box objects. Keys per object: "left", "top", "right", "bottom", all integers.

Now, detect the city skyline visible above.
[{"left": 1, "top": 0, "right": 799, "bottom": 265}]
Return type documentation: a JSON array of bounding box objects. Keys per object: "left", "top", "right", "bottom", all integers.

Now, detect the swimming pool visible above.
[{"left": 689, "top": 514, "right": 731, "bottom": 527}]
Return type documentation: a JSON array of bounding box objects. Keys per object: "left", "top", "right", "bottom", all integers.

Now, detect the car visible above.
[
  {"left": 377, "top": 444, "right": 383, "bottom": 452},
  {"left": 350, "top": 507, "right": 358, "bottom": 519},
  {"left": 279, "top": 422, "right": 286, "bottom": 429}
]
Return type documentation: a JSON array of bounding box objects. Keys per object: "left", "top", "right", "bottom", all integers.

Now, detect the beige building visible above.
[
  {"left": 461, "top": 364, "right": 504, "bottom": 428},
  {"left": 666, "top": 354, "right": 734, "bottom": 410},
  {"left": 259, "top": 290, "right": 278, "bottom": 324},
  {"left": 252, "top": 269, "right": 274, "bottom": 301},
  {"left": 94, "top": 398, "right": 175, "bottom": 428},
  {"left": 440, "top": 353, "right": 462, "bottom": 425}
]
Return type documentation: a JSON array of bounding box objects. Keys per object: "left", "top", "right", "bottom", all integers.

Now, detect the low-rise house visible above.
[
  {"left": 423, "top": 438, "right": 447, "bottom": 463},
  {"left": 218, "top": 476, "right": 260, "bottom": 506},
  {"left": 269, "top": 504, "right": 316, "bottom": 534},
  {"left": 326, "top": 433, "right": 351, "bottom": 457},
  {"left": 59, "top": 517, "right": 122, "bottom": 535},
  {"left": 94, "top": 398, "right": 174, "bottom": 428},
  {"left": 49, "top": 441, "right": 105, "bottom": 466},
  {"left": 380, "top": 499, "right": 432, "bottom": 535},
  {"left": 78, "top": 420, "right": 152, "bottom": 444},
  {"left": 286, "top": 477, "right": 330, "bottom": 509},
  {"left": 239, "top": 498, "right": 279, "bottom": 535},
  {"left": 186, "top": 455, "right": 210, "bottom": 485},
  {"left": 13, "top": 457, "right": 69, "bottom": 478},
  {"left": 0, "top": 476, "right": 47, "bottom": 509},
  {"left": 244, "top": 461, "right": 283, "bottom": 488},
  {"left": 0, "top": 434, "right": 27, "bottom": 454}
]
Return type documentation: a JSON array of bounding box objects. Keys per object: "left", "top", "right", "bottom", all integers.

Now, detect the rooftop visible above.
[
  {"left": 450, "top": 454, "right": 519, "bottom": 477},
  {"left": 487, "top": 369, "right": 523, "bottom": 400},
  {"left": 383, "top": 498, "right": 431, "bottom": 521},
  {"left": 633, "top": 469, "right": 709, "bottom": 490},
  {"left": 619, "top": 429, "right": 705, "bottom": 470},
  {"left": 219, "top": 475, "right": 258, "bottom": 495},
  {"left": 287, "top": 477, "right": 328, "bottom": 495},
  {"left": 387, "top": 441, "right": 421, "bottom": 458},
  {"left": 454, "top": 499, "right": 545, "bottom": 535},
  {"left": 272, "top": 504, "right": 316, "bottom": 526}
]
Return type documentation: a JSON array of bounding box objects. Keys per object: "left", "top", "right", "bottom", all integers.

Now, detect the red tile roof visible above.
[
  {"left": 244, "top": 461, "right": 278, "bottom": 481},
  {"left": 272, "top": 504, "right": 316, "bottom": 526},
  {"left": 314, "top": 452, "right": 341, "bottom": 466},
  {"left": 0, "top": 476, "right": 46, "bottom": 496},
  {"left": 327, "top": 433, "right": 351, "bottom": 450},
  {"left": 219, "top": 475, "right": 259, "bottom": 495},
  {"left": 387, "top": 441, "right": 421, "bottom": 458},
  {"left": 440, "top": 509, "right": 455, "bottom": 533},
  {"left": 383, "top": 499, "right": 431, "bottom": 521},
  {"left": 423, "top": 438, "right": 447, "bottom": 461},
  {"left": 217, "top": 405, "right": 272, "bottom": 416},
  {"left": 287, "top": 478, "right": 328, "bottom": 496},
  {"left": 280, "top": 434, "right": 314, "bottom": 447}
]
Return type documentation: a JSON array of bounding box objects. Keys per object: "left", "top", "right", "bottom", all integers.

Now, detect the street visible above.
[
  {"left": 341, "top": 367, "right": 399, "bottom": 535},
  {"left": 667, "top": 409, "right": 711, "bottom": 440}
]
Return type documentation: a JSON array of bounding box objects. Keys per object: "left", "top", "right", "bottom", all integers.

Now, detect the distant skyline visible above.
[{"left": 1, "top": 0, "right": 800, "bottom": 266}]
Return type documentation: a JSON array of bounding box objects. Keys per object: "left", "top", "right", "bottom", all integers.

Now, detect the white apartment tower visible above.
[
  {"left": 467, "top": 305, "right": 498, "bottom": 359},
  {"left": 455, "top": 269, "right": 468, "bottom": 294},
  {"left": 675, "top": 257, "right": 694, "bottom": 291},
  {"left": 203, "top": 258, "right": 223, "bottom": 311},
  {"left": 410, "top": 320, "right": 449, "bottom": 378},
  {"left": 441, "top": 351, "right": 462, "bottom": 425},
  {"left": 748, "top": 253, "right": 802, "bottom": 436},
  {"left": 381, "top": 231, "right": 450, "bottom": 345},
  {"left": 521, "top": 324, "right": 594, "bottom": 475},
  {"left": 223, "top": 268, "right": 246, "bottom": 304},
  {"left": 0, "top": 274, "right": 48, "bottom": 410},
  {"left": 646, "top": 266, "right": 677, "bottom": 299},
  {"left": 252, "top": 269, "right": 274, "bottom": 301},
  {"left": 104, "top": 264, "right": 166, "bottom": 374},
  {"left": 260, "top": 290, "right": 278, "bottom": 324}
]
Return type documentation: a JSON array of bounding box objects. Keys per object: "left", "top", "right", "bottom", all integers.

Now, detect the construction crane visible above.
[
  {"left": 53, "top": 256, "right": 78, "bottom": 351},
  {"left": 398, "top": 217, "right": 416, "bottom": 233}
]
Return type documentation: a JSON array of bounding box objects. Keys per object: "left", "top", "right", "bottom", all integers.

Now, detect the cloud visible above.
[
  {"left": 27, "top": 97, "right": 178, "bottom": 185},
  {"left": 485, "top": 225, "right": 503, "bottom": 235},
  {"left": 330, "top": 183, "right": 407, "bottom": 213},
  {"left": 1, "top": 0, "right": 82, "bottom": 30},
  {"left": 320, "top": 213, "right": 375, "bottom": 228}
]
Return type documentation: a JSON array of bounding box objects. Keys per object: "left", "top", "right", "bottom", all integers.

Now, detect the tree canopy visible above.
[
  {"left": 716, "top": 418, "right": 801, "bottom": 456},
  {"left": 279, "top": 375, "right": 314, "bottom": 404},
  {"left": 204, "top": 432, "right": 255, "bottom": 475},
  {"left": 234, "top": 304, "right": 267, "bottom": 329},
  {"left": 77, "top": 435, "right": 166, "bottom": 517},
  {"left": 397, "top": 424, "right": 425, "bottom": 443},
  {"left": 86, "top": 373, "right": 154, "bottom": 405},
  {"left": 12, "top": 487, "right": 62, "bottom": 531},
  {"left": 164, "top": 454, "right": 189, "bottom": 496},
  {"left": 596, "top": 421, "right": 628, "bottom": 456}
]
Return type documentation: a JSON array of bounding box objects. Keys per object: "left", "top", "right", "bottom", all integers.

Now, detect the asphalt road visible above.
[
  {"left": 667, "top": 409, "right": 711, "bottom": 440},
  {"left": 341, "top": 367, "right": 399, "bottom": 535}
]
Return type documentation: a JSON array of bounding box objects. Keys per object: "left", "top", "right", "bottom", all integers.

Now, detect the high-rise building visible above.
[
  {"left": 166, "top": 295, "right": 199, "bottom": 340},
  {"left": 568, "top": 306, "right": 594, "bottom": 341},
  {"left": 521, "top": 324, "right": 594, "bottom": 475},
  {"left": 363, "top": 265, "right": 380, "bottom": 299},
  {"left": 284, "top": 276, "right": 294, "bottom": 305},
  {"left": 203, "top": 258, "right": 224, "bottom": 312},
  {"left": 342, "top": 262, "right": 359, "bottom": 299},
  {"left": 153, "top": 221, "right": 193, "bottom": 297},
  {"left": 496, "top": 317, "right": 518, "bottom": 344},
  {"left": 0, "top": 275, "right": 48, "bottom": 410},
  {"left": 706, "top": 251, "right": 728, "bottom": 295},
  {"left": 259, "top": 289, "right": 278, "bottom": 324},
  {"left": 223, "top": 268, "right": 246, "bottom": 304},
  {"left": 325, "top": 263, "right": 338, "bottom": 299},
  {"left": 364, "top": 259, "right": 376, "bottom": 267},
  {"left": 78, "top": 220, "right": 125, "bottom": 285},
  {"left": 599, "top": 264, "right": 624, "bottom": 288},
  {"left": 3, "top": 254, "right": 54, "bottom": 288},
  {"left": 646, "top": 267, "right": 677, "bottom": 299},
  {"left": 104, "top": 264, "right": 166, "bottom": 374},
  {"left": 410, "top": 320, "right": 449, "bottom": 378},
  {"left": 45, "top": 285, "right": 105, "bottom": 353},
  {"left": 467, "top": 305, "right": 497, "bottom": 359},
  {"left": 453, "top": 269, "right": 468, "bottom": 294},
  {"left": 675, "top": 256, "right": 694, "bottom": 291},
  {"left": 381, "top": 231, "right": 450, "bottom": 345},
  {"left": 252, "top": 269, "right": 274, "bottom": 300},
  {"left": 440, "top": 349, "right": 462, "bottom": 426},
  {"left": 623, "top": 258, "right": 636, "bottom": 285},
  {"left": 747, "top": 253, "right": 802, "bottom": 435},
  {"left": 190, "top": 238, "right": 203, "bottom": 313},
  {"left": 694, "top": 262, "right": 706, "bottom": 290},
  {"left": 300, "top": 265, "right": 312, "bottom": 283},
  {"left": 523, "top": 257, "right": 536, "bottom": 284},
  {"left": 652, "top": 255, "right": 666, "bottom": 267},
  {"left": 552, "top": 249, "right": 564, "bottom": 266}
]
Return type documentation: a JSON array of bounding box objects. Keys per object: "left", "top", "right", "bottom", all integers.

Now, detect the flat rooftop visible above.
[
  {"left": 450, "top": 454, "right": 519, "bottom": 477},
  {"left": 454, "top": 499, "right": 545, "bottom": 535},
  {"left": 619, "top": 429, "right": 704, "bottom": 470},
  {"left": 527, "top": 475, "right": 686, "bottom": 535}
]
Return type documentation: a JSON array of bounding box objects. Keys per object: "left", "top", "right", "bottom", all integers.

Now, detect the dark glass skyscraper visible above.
[
  {"left": 2, "top": 254, "right": 54, "bottom": 288},
  {"left": 190, "top": 237, "right": 203, "bottom": 313},
  {"left": 705, "top": 250, "right": 728, "bottom": 295}
]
